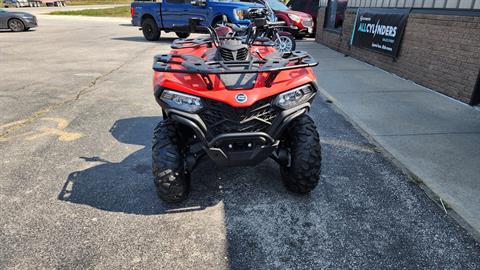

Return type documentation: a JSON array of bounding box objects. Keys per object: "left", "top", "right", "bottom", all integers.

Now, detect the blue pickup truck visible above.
[{"left": 131, "top": 0, "right": 261, "bottom": 41}]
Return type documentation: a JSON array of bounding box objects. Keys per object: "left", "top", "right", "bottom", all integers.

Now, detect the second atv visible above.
[{"left": 151, "top": 10, "right": 321, "bottom": 202}]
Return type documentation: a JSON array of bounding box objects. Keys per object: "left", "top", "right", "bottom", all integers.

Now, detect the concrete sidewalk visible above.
[{"left": 300, "top": 40, "right": 480, "bottom": 236}]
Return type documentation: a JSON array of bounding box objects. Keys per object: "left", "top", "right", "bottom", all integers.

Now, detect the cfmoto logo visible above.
[{"left": 235, "top": 93, "right": 247, "bottom": 103}]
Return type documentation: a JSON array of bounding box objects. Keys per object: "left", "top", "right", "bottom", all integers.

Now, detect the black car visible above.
[{"left": 0, "top": 8, "right": 37, "bottom": 32}]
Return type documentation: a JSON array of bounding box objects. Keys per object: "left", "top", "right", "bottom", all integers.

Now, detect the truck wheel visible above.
[
  {"left": 152, "top": 120, "right": 190, "bottom": 203},
  {"left": 142, "top": 17, "right": 160, "bottom": 41},
  {"left": 8, "top": 18, "right": 25, "bottom": 32},
  {"left": 211, "top": 17, "right": 224, "bottom": 27},
  {"left": 280, "top": 114, "right": 321, "bottom": 194},
  {"left": 175, "top": 32, "right": 190, "bottom": 39}
]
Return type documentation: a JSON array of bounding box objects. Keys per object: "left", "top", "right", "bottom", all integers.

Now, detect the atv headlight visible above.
[
  {"left": 288, "top": 14, "right": 301, "bottom": 23},
  {"left": 160, "top": 90, "right": 203, "bottom": 113},
  {"left": 274, "top": 85, "right": 314, "bottom": 109}
]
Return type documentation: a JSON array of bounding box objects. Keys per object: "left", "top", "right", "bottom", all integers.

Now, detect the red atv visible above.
[{"left": 151, "top": 10, "right": 321, "bottom": 202}]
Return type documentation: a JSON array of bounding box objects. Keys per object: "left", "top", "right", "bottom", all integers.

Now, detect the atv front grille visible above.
[
  {"left": 236, "top": 48, "right": 249, "bottom": 61},
  {"left": 219, "top": 47, "right": 249, "bottom": 61},
  {"left": 199, "top": 98, "right": 277, "bottom": 137}
]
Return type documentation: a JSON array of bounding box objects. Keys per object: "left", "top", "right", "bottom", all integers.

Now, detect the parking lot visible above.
[{"left": 1, "top": 12, "right": 480, "bottom": 269}]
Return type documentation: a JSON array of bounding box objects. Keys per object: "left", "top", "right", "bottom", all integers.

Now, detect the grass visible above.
[
  {"left": 49, "top": 6, "right": 130, "bottom": 17},
  {"left": 67, "top": 0, "right": 130, "bottom": 5}
]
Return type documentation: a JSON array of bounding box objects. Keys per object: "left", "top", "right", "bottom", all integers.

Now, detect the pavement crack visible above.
[
  {"left": 0, "top": 49, "right": 146, "bottom": 141},
  {"left": 73, "top": 61, "right": 126, "bottom": 101}
]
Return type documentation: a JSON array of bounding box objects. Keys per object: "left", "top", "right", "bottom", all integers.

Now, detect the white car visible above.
[{"left": 3, "top": 0, "right": 30, "bottom": 8}]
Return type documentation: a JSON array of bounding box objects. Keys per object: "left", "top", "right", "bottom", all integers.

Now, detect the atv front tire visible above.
[
  {"left": 152, "top": 120, "right": 190, "bottom": 203},
  {"left": 142, "top": 17, "right": 160, "bottom": 41},
  {"left": 280, "top": 114, "right": 321, "bottom": 194}
]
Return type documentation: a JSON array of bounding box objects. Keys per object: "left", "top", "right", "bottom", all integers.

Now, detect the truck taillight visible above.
[{"left": 130, "top": 7, "right": 135, "bottom": 17}]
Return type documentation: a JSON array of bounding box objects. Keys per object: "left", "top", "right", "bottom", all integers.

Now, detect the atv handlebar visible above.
[
  {"left": 172, "top": 19, "right": 221, "bottom": 46},
  {"left": 172, "top": 11, "right": 287, "bottom": 47}
]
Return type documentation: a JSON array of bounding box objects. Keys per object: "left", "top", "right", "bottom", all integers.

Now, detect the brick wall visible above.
[{"left": 316, "top": 8, "right": 480, "bottom": 104}]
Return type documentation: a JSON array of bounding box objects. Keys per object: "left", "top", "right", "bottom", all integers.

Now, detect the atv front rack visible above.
[{"left": 153, "top": 51, "right": 318, "bottom": 89}]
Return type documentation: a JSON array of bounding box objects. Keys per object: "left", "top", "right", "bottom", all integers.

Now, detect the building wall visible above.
[{"left": 315, "top": 8, "right": 480, "bottom": 104}]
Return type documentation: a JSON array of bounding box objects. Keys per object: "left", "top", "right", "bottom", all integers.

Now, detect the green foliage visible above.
[{"left": 49, "top": 6, "right": 130, "bottom": 17}]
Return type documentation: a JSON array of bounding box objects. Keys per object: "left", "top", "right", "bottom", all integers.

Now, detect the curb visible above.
[{"left": 316, "top": 86, "right": 480, "bottom": 243}]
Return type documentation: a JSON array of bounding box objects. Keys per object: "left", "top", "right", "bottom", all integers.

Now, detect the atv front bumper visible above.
[
  {"left": 165, "top": 104, "right": 310, "bottom": 167},
  {"left": 202, "top": 132, "right": 279, "bottom": 167},
  {"left": 154, "top": 83, "right": 317, "bottom": 167}
]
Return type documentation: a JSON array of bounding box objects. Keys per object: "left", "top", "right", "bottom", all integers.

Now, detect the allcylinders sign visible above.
[{"left": 351, "top": 8, "right": 409, "bottom": 58}]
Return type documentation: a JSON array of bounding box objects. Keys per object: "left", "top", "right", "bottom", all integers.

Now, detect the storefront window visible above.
[{"left": 324, "top": 0, "right": 348, "bottom": 31}]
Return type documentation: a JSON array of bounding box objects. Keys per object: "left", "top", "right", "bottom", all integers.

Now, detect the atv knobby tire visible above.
[
  {"left": 152, "top": 120, "right": 190, "bottom": 203},
  {"left": 280, "top": 114, "right": 321, "bottom": 194}
]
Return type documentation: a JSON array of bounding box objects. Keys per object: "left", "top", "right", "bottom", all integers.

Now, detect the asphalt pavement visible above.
[
  {"left": 1, "top": 13, "right": 479, "bottom": 269},
  {"left": 305, "top": 42, "right": 480, "bottom": 235}
]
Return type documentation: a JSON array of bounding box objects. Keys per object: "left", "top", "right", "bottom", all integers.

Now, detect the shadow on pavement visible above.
[
  {"left": 58, "top": 117, "right": 223, "bottom": 215},
  {"left": 0, "top": 29, "right": 36, "bottom": 33},
  {"left": 57, "top": 109, "right": 480, "bottom": 268}
]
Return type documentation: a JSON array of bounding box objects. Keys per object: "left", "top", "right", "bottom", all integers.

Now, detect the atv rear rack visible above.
[
  {"left": 153, "top": 51, "right": 318, "bottom": 89},
  {"left": 170, "top": 37, "right": 275, "bottom": 49}
]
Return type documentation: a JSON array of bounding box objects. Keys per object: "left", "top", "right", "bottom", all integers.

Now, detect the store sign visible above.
[{"left": 351, "top": 8, "right": 409, "bottom": 57}]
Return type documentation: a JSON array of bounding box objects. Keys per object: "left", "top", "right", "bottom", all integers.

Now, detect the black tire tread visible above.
[
  {"left": 152, "top": 120, "right": 189, "bottom": 203},
  {"left": 280, "top": 114, "right": 321, "bottom": 194},
  {"left": 142, "top": 17, "right": 160, "bottom": 41}
]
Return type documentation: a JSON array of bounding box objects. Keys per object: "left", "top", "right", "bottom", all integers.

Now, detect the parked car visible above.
[
  {"left": 42, "top": 0, "right": 66, "bottom": 7},
  {"left": 3, "top": 0, "right": 29, "bottom": 8},
  {"left": 287, "top": 0, "right": 319, "bottom": 36},
  {"left": 3, "top": 0, "right": 65, "bottom": 7},
  {"left": 28, "top": 0, "right": 42, "bottom": 7},
  {"left": 0, "top": 8, "right": 37, "bottom": 31},
  {"left": 266, "top": 0, "right": 314, "bottom": 38},
  {"left": 131, "top": 0, "right": 262, "bottom": 41}
]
